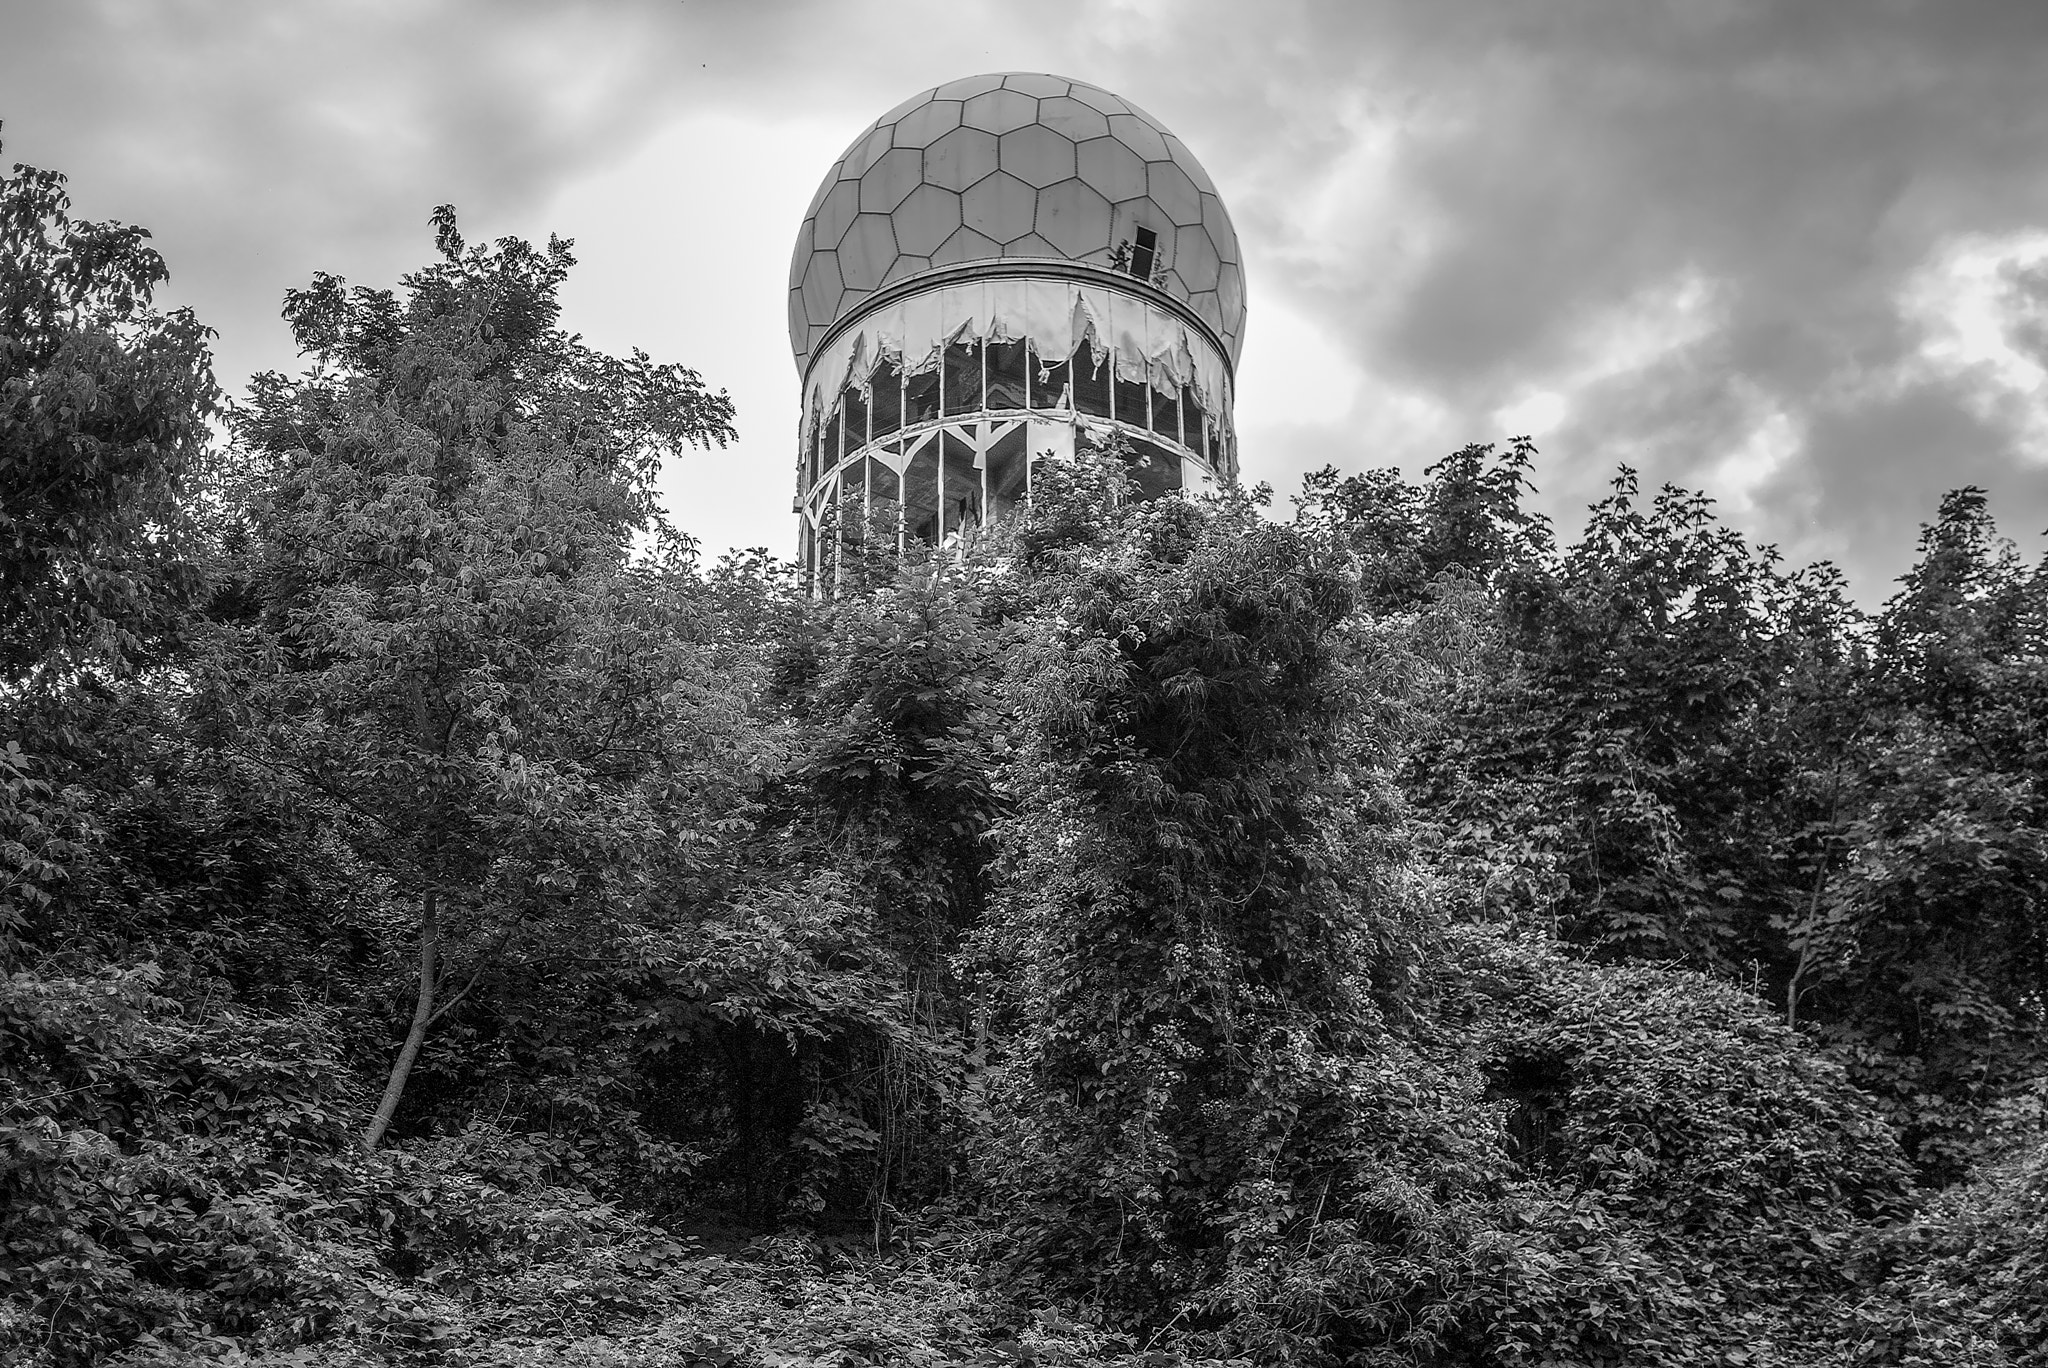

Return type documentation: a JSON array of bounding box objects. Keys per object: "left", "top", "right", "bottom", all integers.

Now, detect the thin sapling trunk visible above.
[{"left": 363, "top": 888, "right": 439, "bottom": 1150}]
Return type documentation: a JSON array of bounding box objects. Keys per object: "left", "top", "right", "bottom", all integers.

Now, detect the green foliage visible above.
[
  {"left": 1375, "top": 455, "right": 2047, "bottom": 1183},
  {"left": 0, "top": 963, "right": 370, "bottom": 1363},
  {"left": 972, "top": 483, "right": 1508, "bottom": 1362},
  {"left": 1811, "top": 488, "right": 2048, "bottom": 1178},
  {"left": 10, "top": 152, "right": 2048, "bottom": 1367},
  {"left": 1850, "top": 1134, "right": 2048, "bottom": 1366},
  {"left": 221, "top": 207, "right": 744, "bottom": 1148},
  {"left": 1446, "top": 928, "right": 1913, "bottom": 1365},
  {"left": 0, "top": 157, "right": 220, "bottom": 687}
]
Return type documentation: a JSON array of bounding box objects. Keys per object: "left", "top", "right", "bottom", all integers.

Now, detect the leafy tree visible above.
[
  {"left": 1291, "top": 437, "right": 1551, "bottom": 616},
  {"left": 1801, "top": 490, "right": 2048, "bottom": 1176},
  {"left": 221, "top": 208, "right": 738, "bottom": 1149},
  {"left": 973, "top": 480, "right": 1502, "bottom": 1358},
  {"left": 0, "top": 156, "right": 219, "bottom": 689}
]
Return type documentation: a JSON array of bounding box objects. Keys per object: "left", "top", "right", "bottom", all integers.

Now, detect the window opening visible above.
[
  {"left": 902, "top": 438, "right": 940, "bottom": 546},
  {"left": 868, "top": 449, "right": 904, "bottom": 554},
  {"left": 1114, "top": 365, "right": 1149, "bottom": 434},
  {"left": 1123, "top": 438, "right": 1182, "bottom": 501},
  {"left": 941, "top": 430, "right": 982, "bottom": 539},
  {"left": 870, "top": 358, "right": 902, "bottom": 440},
  {"left": 1152, "top": 384, "right": 1181, "bottom": 446},
  {"left": 944, "top": 338, "right": 982, "bottom": 416},
  {"left": 842, "top": 384, "right": 869, "bottom": 458},
  {"left": 1030, "top": 341, "right": 1070, "bottom": 412},
  {"left": 986, "top": 339, "right": 1029, "bottom": 412},
  {"left": 1130, "top": 226, "right": 1157, "bottom": 280},
  {"left": 985, "top": 424, "right": 1030, "bottom": 522},
  {"left": 907, "top": 363, "right": 941, "bottom": 426},
  {"left": 1073, "top": 341, "right": 1112, "bottom": 419},
  {"left": 1181, "top": 386, "right": 1207, "bottom": 460}
]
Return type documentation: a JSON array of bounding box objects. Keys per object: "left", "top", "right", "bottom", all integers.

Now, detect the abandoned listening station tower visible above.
[{"left": 788, "top": 72, "right": 1247, "bottom": 582}]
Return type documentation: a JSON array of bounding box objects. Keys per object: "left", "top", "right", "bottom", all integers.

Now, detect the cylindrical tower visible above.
[{"left": 788, "top": 72, "right": 1246, "bottom": 583}]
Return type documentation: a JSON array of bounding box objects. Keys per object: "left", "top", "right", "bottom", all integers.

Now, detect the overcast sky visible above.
[{"left": 5, "top": 0, "right": 2045, "bottom": 601}]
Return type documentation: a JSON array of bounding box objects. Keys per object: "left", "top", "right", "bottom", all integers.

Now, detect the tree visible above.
[
  {"left": 0, "top": 156, "right": 219, "bottom": 689},
  {"left": 1806, "top": 490, "right": 2048, "bottom": 1175},
  {"left": 1291, "top": 437, "right": 1551, "bottom": 616},
  {"left": 222, "top": 208, "right": 738, "bottom": 1148},
  {"left": 973, "top": 480, "right": 1500, "bottom": 1357}
]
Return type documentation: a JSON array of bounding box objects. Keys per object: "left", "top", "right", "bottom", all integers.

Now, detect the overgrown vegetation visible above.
[{"left": 5, "top": 155, "right": 2045, "bottom": 1366}]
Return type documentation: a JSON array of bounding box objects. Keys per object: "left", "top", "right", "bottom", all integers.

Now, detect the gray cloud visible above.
[
  {"left": 1189, "top": 0, "right": 2048, "bottom": 593},
  {"left": 4, "top": 0, "right": 2043, "bottom": 598}
]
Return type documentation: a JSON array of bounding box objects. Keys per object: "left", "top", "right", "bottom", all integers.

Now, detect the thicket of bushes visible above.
[{"left": 4, "top": 156, "right": 2045, "bottom": 1365}]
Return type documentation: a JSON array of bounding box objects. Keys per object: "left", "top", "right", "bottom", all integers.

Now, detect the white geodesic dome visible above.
[{"left": 788, "top": 72, "right": 1246, "bottom": 381}]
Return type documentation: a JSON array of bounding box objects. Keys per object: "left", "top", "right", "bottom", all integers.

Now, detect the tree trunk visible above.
[{"left": 363, "top": 889, "right": 438, "bottom": 1150}]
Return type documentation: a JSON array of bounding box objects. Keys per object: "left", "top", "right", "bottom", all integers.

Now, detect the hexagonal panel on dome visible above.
[
  {"left": 1000, "top": 72, "right": 1071, "bottom": 99},
  {"left": 789, "top": 73, "right": 1246, "bottom": 377},
  {"left": 800, "top": 251, "right": 842, "bottom": 322},
  {"left": 1037, "top": 95, "right": 1110, "bottom": 143},
  {"left": 933, "top": 73, "right": 1005, "bottom": 101},
  {"left": 893, "top": 99, "right": 963, "bottom": 149},
  {"left": 1074, "top": 136, "right": 1148, "bottom": 203},
  {"left": 1147, "top": 162, "right": 1203, "bottom": 228},
  {"left": 1004, "top": 232, "right": 1063, "bottom": 259},
  {"left": 1068, "top": 83, "right": 1129, "bottom": 117},
  {"left": 839, "top": 123, "right": 898, "bottom": 180},
  {"left": 932, "top": 225, "right": 1001, "bottom": 266},
  {"left": 875, "top": 86, "right": 938, "bottom": 126},
  {"left": 1105, "top": 113, "right": 1169, "bottom": 163},
  {"left": 812, "top": 181, "right": 860, "bottom": 258},
  {"left": 838, "top": 213, "right": 897, "bottom": 291},
  {"left": 892, "top": 183, "right": 961, "bottom": 256},
  {"left": 882, "top": 254, "right": 932, "bottom": 286},
  {"left": 962, "top": 88, "right": 1039, "bottom": 136},
  {"left": 1201, "top": 194, "right": 1237, "bottom": 264},
  {"left": 961, "top": 171, "right": 1038, "bottom": 244},
  {"left": 999, "top": 124, "right": 1076, "bottom": 187},
  {"left": 1035, "top": 177, "right": 1113, "bottom": 258},
  {"left": 925, "top": 126, "right": 998, "bottom": 192},
  {"left": 861, "top": 147, "right": 924, "bottom": 212},
  {"left": 1163, "top": 133, "right": 1217, "bottom": 196},
  {"left": 1175, "top": 229, "right": 1221, "bottom": 293}
]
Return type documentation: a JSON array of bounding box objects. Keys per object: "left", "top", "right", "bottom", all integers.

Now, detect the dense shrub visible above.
[{"left": 1445, "top": 928, "right": 1916, "bottom": 1366}]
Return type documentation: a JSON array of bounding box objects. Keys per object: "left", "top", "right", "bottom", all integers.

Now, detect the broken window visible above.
[
  {"left": 940, "top": 431, "right": 982, "bottom": 539},
  {"left": 868, "top": 454, "right": 903, "bottom": 549},
  {"left": 902, "top": 438, "right": 941, "bottom": 545},
  {"left": 1072, "top": 342, "right": 1112, "bottom": 419},
  {"left": 985, "top": 338, "right": 1029, "bottom": 412},
  {"left": 906, "top": 365, "right": 941, "bottom": 427},
  {"left": 1151, "top": 384, "right": 1181, "bottom": 446},
  {"left": 1131, "top": 226, "right": 1157, "bottom": 280},
  {"left": 1114, "top": 368, "right": 1149, "bottom": 431},
  {"left": 841, "top": 383, "right": 869, "bottom": 451},
  {"left": 1181, "top": 385, "right": 1208, "bottom": 460},
  {"left": 1029, "top": 340, "right": 1070, "bottom": 411},
  {"left": 870, "top": 357, "right": 903, "bottom": 440},
  {"left": 943, "top": 338, "right": 982, "bottom": 417},
  {"left": 985, "top": 423, "right": 1029, "bottom": 521}
]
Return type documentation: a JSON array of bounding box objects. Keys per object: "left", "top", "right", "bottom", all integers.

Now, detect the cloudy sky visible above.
[{"left": 5, "top": 0, "right": 2045, "bottom": 600}]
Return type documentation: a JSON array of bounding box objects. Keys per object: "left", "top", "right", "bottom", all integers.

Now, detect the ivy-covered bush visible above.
[
  {"left": 1444, "top": 928, "right": 1916, "bottom": 1366},
  {"left": 1849, "top": 1134, "right": 2048, "bottom": 1366}
]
